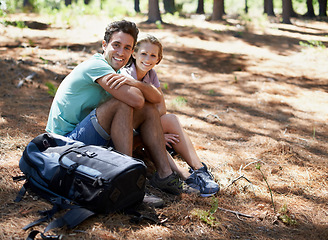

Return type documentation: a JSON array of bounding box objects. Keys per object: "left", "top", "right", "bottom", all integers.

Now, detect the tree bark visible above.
[
  {"left": 147, "top": 0, "right": 162, "bottom": 23},
  {"left": 282, "top": 0, "right": 292, "bottom": 24},
  {"left": 290, "top": 0, "right": 298, "bottom": 17},
  {"left": 164, "top": 0, "right": 176, "bottom": 14},
  {"left": 305, "top": 0, "right": 315, "bottom": 17},
  {"left": 245, "top": 0, "right": 248, "bottom": 13},
  {"left": 65, "top": 0, "right": 72, "bottom": 6},
  {"left": 264, "top": 0, "right": 275, "bottom": 16},
  {"left": 23, "top": 0, "right": 32, "bottom": 6},
  {"left": 196, "top": 0, "right": 205, "bottom": 14},
  {"left": 318, "top": 0, "right": 327, "bottom": 16},
  {"left": 134, "top": 0, "right": 140, "bottom": 12},
  {"left": 212, "top": 0, "right": 224, "bottom": 21}
]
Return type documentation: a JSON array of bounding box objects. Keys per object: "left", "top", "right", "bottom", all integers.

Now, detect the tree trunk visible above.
[
  {"left": 212, "top": 0, "right": 224, "bottom": 21},
  {"left": 65, "top": 0, "right": 72, "bottom": 6},
  {"left": 147, "top": 0, "right": 162, "bottom": 23},
  {"left": 282, "top": 0, "right": 292, "bottom": 24},
  {"left": 318, "top": 0, "right": 327, "bottom": 16},
  {"left": 245, "top": 0, "right": 248, "bottom": 13},
  {"left": 23, "top": 0, "right": 31, "bottom": 6},
  {"left": 290, "top": 0, "right": 298, "bottom": 17},
  {"left": 23, "top": 0, "right": 34, "bottom": 11},
  {"left": 196, "top": 0, "right": 205, "bottom": 14},
  {"left": 164, "top": 0, "right": 176, "bottom": 14},
  {"left": 305, "top": 0, "right": 315, "bottom": 17},
  {"left": 264, "top": 0, "right": 275, "bottom": 16},
  {"left": 134, "top": 0, "right": 140, "bottom": 12}
]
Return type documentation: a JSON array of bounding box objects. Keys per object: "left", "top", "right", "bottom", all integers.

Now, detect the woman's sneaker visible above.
[
  {"left": 150, "top": 172, "right": 183, "bottom": 195},
  {"left": 185, "top": 163, "right": 220, "bottom": 197}
]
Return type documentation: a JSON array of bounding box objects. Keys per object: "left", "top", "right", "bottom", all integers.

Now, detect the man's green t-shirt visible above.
[{"left": 46, "top": 53, "right": 115, "bottom": 135}]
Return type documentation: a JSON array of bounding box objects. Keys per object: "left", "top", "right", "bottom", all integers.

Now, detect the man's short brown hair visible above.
[{"left": 104, "top": 20, "right": 139, "bottom": 49}]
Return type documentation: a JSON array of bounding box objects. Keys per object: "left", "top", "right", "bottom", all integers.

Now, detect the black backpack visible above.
[{"left": 15, "top": 133, "right": 147, "bottom": 239}]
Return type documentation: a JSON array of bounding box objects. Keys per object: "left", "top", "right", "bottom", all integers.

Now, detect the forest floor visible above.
[{"left": 0, "top": 13, "right": 328, "bottom": 239}]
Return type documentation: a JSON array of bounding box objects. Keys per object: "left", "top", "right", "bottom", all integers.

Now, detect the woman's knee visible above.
[{"left": 161, "top": 114, "right": 180, "bottom": 125}]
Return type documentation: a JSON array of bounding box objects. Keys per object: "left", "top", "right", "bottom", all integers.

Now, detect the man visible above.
[{"left": 46, "top": 20, "right": 182, "bottom": 195}]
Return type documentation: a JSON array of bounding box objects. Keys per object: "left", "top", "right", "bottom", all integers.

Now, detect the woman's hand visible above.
[
  {"left": 164, "top": 133, "right": 179, "bottom": 148},
  {"left": 105, "top": 73, "right": 136, "bottom": 89}
]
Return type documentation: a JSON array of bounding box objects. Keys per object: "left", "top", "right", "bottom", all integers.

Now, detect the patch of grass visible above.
[
  {"left": 45, "top": 82, "right": 57, "bottom": 97},
  {"left": 207, "top": 89, "right": 216, "bottom": 96},
  {"left": 40, "top": 56, "right": 49, "bottom": 64},
  {"left": 163, "top": 83, "right": 169, "bottom": 90},
  {"left": 1, "top": 20, "right": 26, "bottom": 28},
  {"left": 173, "top": 96, "right": 187, "bottom": 106},
  {"left": 168, "top": 96, "right": 188, "bottom": 110},
  {"left": 155, "top": 20, "right": 163, "bottom": 30},
  {"left": 278, "top": 204, "right": 297, "bottom": 225},
  {"left": 299, "top": 40, "right": 326, "bottom": 49},
  {"left": 191, "top": 197, "right": 221, "bottom": 228}
]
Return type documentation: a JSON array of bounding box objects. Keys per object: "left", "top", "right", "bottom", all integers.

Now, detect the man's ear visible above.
[{"left": 102, "top": 40, "right": 107, "bottom": 50}]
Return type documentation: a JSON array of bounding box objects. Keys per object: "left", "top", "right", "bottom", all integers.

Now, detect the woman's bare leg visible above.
[{"left": 161, "top": 114, "right": 204, "bottom": 170}]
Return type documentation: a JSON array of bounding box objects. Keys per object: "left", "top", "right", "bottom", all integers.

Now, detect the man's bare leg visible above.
[
  {"left": 96, "top": 98, "right": 134, "bottom": 156},
  {"left": 133, "top": 102, "right": 173, "bottom": 179}
]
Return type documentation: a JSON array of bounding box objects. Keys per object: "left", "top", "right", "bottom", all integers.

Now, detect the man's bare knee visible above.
[{"left": 96, "top": 98, "right": 133, "bottom": 133}]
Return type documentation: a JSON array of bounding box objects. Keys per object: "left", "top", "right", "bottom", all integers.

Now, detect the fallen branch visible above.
[
  {"left": 224, "top": 175, "right": 253, "bottom": 189},
  {"left": 241, "top": 158, "right": 265, "bottom": 172},
  {"left": 202, "top": 110, "right": 222, "bottom": 122},
  {"left": 16, "top": 72, "right": 37, "bottom": 88},
  {"left": 217, "top": 207, "right": 254, "bottom": 218}
]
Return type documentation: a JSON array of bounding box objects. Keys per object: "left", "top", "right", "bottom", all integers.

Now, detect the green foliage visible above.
[
  {"left": 163, "top": 83, "right": 169, "bottom": 90},
  {"left": 299, "top": 40, "right": 326, "bottom": 49},
  {"left": 256, "top": 163, "right": 276, "bottom": 213},
  {"left": 174, "top": 96, "right": 187, "bottom": 106},
  {"left": 39, "top": 56, "right": 49, "bottom": 64},
  {"left": 155, "top": 20, "right": 163, "bottom": 30},
  {"left": 168, "top": 96, "right": 188, "bottom": 110},
  {"left": 1, "top": 20, "right": 26, "bottom": 28},
  {"left": 278, "top": 204, "right": 297, "bottom": 225},
  {"left": 207, "top": 89, "right": 216, "bottom": 96},
  {"left": 191, "top": 197, "right": 221, "bottom": 228},
  {"left": 45, "top": 82, "right": 57, "bottom": 97},
  {"left": 0, "top": 0, "right": 322, "bottom": 18}
]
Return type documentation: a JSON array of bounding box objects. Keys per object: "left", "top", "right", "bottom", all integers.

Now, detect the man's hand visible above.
[
  {"left": 96, "top": 74, "right": 145, "bottom": 109},
  {"left": 105, "top": 73, "right": 136, "bottom": 89},
  {"left": 102, "top": 73, "right": 162, "bottom": 104}
]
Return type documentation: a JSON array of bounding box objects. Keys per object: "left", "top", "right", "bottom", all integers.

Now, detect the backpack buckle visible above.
[
  {"left": 83, "top": 150, "right": 97, "bottom": 158},
  {"left": 67, "top": 163, "right": 79, "bottom": 174}
]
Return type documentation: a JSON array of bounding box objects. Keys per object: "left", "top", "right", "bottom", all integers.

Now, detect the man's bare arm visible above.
[
  {"left": 156, "top": 88, "right": 166, "bottom": 116},
  {"left": 96, "top": 74, "right": 145, "bottom": 109},
  {"left": 104, "top": 73, "right": 162, "bottom": 103}
]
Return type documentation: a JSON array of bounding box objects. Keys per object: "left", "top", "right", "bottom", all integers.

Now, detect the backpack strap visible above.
[
  {"left": 14, "top": 182, "right": 27, "bottom": 202},
  {"left": 125, "top": 209, "right": 164, "bottom": 225},
  {"left": 24, "top": 200, "right": 95, "bottom": 240},
  {"left": 26, "top": 230, "right": 62, "bottom": 240},
  {"left": 45, "top": 207, "right": 95, "bottom": 231},
  {"left": 23, "top": 202, "right": 61, "bottom": 231}
]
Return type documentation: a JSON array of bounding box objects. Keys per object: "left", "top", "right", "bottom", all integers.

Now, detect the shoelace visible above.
[
  {"left": 168, "top": 175, "right": 183, "bottom": 188},
  {"left": 198, "top": 169, "right": 214, "bottom": 181},
  {"left": 191, "top": 174, "right": 206, "bottom": 191},
  {"left": 190, "top": 165, "right": 214, "bottom": 181}
]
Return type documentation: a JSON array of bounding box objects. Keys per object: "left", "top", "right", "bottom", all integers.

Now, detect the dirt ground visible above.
[{"left": 0, "top": 13, "right": 328, "bottom": 239}]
